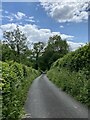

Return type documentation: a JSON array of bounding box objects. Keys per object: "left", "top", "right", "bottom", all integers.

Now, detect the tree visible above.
[
  {"left": 20, "top": 49, "right": 33, "bottom": 67},
  {"left": 3, "top": 26, "right": 27, "bottom": 55},
  {"left": 1, "top": 43, "right": 16, "bottom": 62},
  {"left": 40, "top": 35, "right": 69, "bottom": 70},
  {"left": 32, "top": 42, "right": 45, "bottom": 69},
  {"left": 48, "top": 35, "right": 69, "bottom": 54}
]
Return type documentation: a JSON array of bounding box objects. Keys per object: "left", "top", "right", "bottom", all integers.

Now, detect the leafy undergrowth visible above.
[
  {"left": 47, "top": 43, "right": 90, "bottom": 107},
  {"left": 1, "top": 61, "right": 40, "bottom": 120}
]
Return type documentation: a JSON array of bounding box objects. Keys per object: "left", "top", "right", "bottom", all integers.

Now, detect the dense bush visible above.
[
  {"left": 47, "top": 68, "right": 89, "bottom": 106},
  {"left": 1, "top": 61, "right": 39, "bottom": 120},
  {"left": 47, "top": 43, "right": 90, "bottom": 107},
  {"left": 53, "top": 43, "right": 90, "bottom": 72}
]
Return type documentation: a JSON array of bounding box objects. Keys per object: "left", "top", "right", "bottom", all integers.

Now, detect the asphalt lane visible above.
[{"left": 24, "top": 74, "right": 88, "bottom": 118}]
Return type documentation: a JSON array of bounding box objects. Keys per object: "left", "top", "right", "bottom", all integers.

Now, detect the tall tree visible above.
[
  {"left": 32, "top": 42, "right": 45, "bottom": 69},
  {"left": 40, "top": 35, "right": 69, "bottom": 70},
  {"left": 3, "top": 26, "right": 27, "bottom": 55},
  {"left": 48, "top": 35, "right": 69, "bottom": 54}
]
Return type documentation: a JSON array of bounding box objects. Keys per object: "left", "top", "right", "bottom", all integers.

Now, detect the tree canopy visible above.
[
  {"left": 2, "top": 27, "right": 69, "bottom": 71},
  {"left": 3, "top": 26, "right": 27, "bottom": 55},
  {"left": 38, "top": 35, "right": 69, "bottom": 70}
]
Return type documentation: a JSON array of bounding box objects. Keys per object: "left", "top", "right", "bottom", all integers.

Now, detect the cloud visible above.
[
  {"left": 0, "top": 9, "right": 3, "bottom": 12},
  {"left": 5, "top": 11, "right": 9, "bottom": 14},
  {"left": 25, "top": 16, "right": 35, "bottom": 23},
  {"left": 60, "top": 34, "right": 74, "bottom": 40},
  {"left": 1, "top": 23, "right": 85, "bottom": 51},
  {"left": 40, "top": 0, "right": 89, "bottom": 23},
  {"left": 14, "top": 12, "right": 26, "bottom": 20},
  {"left": 1, "top": 23, "right": 17, "bottom": 31},
  {"left": 3, "top": 11, "right": 36, "bottom": 23},
  {"left": 26, "top": 19, "right": 35, "bottom": 22},
  {"left": 4, "top": 15, "right": 14, "bottom": 21},
  {"left": 67, "top": 41, "right": 85, "bottom": 51},
  {"left": 60, "top": 25, "right": 64, "bottom": 28},
  {"left": 3, "top": 11, "right": 26, "bottom": 21}
]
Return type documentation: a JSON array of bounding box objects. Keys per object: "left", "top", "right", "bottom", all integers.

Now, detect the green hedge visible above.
[
  {"left": 53, "top": 43, "right": 90, "bottom": 72},
  {"left": 47, "top": 43, "right": 90, "bottom": 107},
  {"left": 47, "top": 68, "right": 89, "bottom": 106},
  {"left": 1, "top": 61, "right": 40, "bottom": 120}
]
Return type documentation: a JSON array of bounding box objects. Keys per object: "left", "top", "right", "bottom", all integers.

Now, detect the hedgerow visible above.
[
  {"left": 52, "top": 43, "right": 90, "bottom": 71},
  {"left": 47, "top": 43, "right": 90, "bottom": 107},
  {"left": 1, "top": 61, "right": 39, "bottom": 120}
]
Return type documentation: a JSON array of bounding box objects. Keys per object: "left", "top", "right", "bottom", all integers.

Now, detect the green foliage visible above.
[
  {"left": 2, "top": 34, "right": 69, "bottom": 71},
  {"left": 47, "top": 43, "right": 90, "bottom": 107},
  {"left": 3, "top": 26, "right": 27, "bottom": 55},
  {"left": 38, "top": 35, "right": 69, "bottom": 71},
  {"left": 2, "top": 26, "right": 34, "bottom": 66},
  {"left": 47, "top": 68, "right": 89, "bottom": 106},
  {"left": 1, "top": 61, "right": 39, "bottom": 120},
  {"left": 48, "top": 35, "right": 69, "bottom": 54},
  {"left": 53, "top": 43, "right": 90, "bottom": 72},
  {"left": 1, "top": 44, "right": 16, "bottom": 62},
  {"left": 1, "top": 43, "right": 33, "bottom": 67},
  {"left": 32, "top": 42, "right": 45, "bottom": 70}
]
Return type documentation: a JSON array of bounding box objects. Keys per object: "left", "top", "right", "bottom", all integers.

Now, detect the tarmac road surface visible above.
[{"left": 24, "top": 74, "right": 88, "bottom": 118}]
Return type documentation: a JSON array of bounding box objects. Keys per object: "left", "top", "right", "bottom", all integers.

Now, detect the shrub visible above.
[
  {"left": 1, "top": 61, "right": 39, "bottom": 120},
  {"left": 47, "top": 43, "right": 90, "bottom": 107}
]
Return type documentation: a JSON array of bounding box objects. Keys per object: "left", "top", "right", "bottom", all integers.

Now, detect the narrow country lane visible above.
[{"left": 24, "top": 74, "right": 88, "bottom": 118}]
